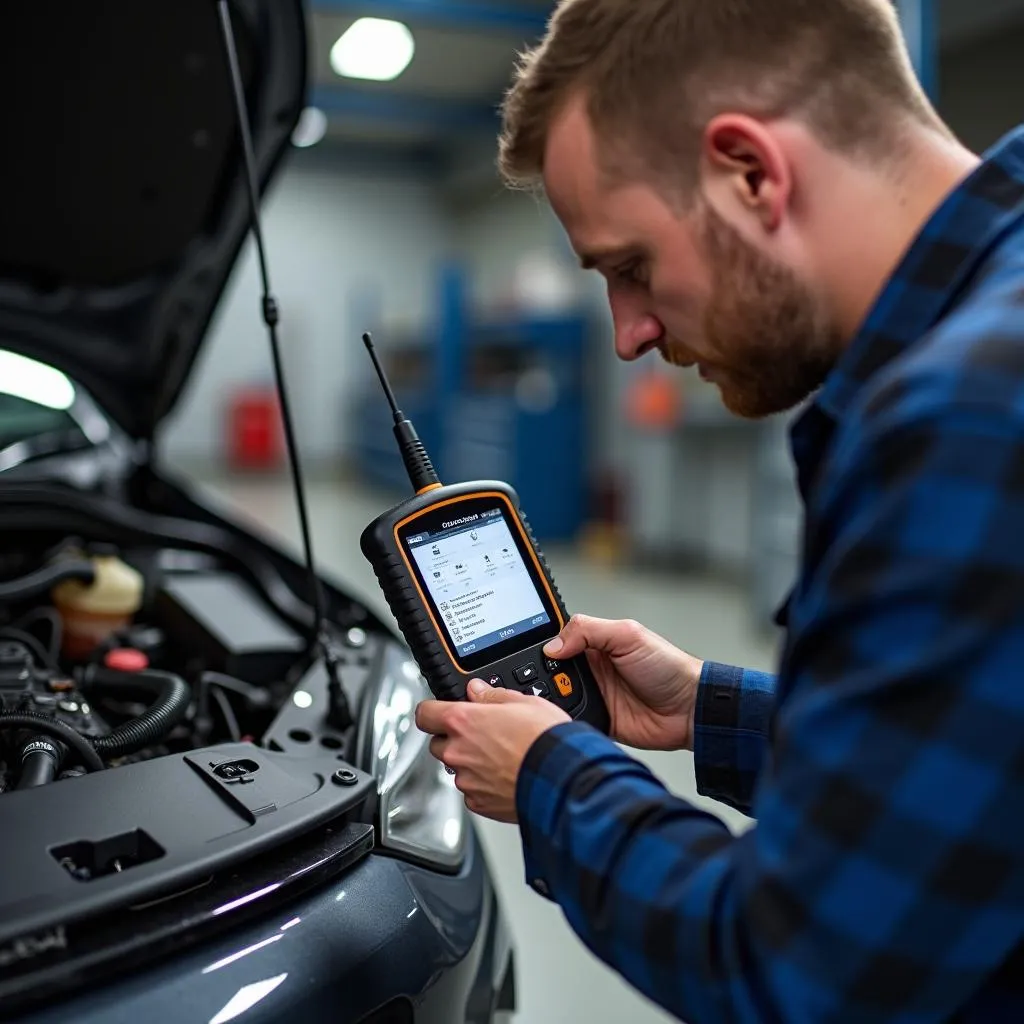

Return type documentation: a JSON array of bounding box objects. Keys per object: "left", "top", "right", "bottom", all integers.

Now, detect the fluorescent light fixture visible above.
[
  {"left": 0, "top": 351, "right": 75, "bottom": 410},
  {"left": 291, "top": 106, "right": 328, "bottom": 148},
  {"left": 330, "top": 18, "right": 415, "bottom": 82}
]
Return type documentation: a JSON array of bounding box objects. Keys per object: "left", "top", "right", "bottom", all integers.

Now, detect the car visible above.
[{"left": 0, "top": 2, "right": 516, "bottom": 1022}]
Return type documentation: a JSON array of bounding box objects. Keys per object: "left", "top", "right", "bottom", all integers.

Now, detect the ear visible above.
[{"left": 699, "top": 114, "right": 792, "bottom": 233}]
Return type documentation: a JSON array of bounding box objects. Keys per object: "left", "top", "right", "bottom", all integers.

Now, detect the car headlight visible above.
[{"left": 370, "top": 655, "right": 466, "bottom": 870}]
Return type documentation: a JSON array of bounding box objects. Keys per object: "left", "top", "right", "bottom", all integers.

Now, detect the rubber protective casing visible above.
[{"left": 360, "top": 480, "right": 610, "bottom": 733}]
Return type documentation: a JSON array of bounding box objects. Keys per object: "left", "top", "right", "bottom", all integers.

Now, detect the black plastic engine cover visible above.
[{"left": 0, "top": 742, "right": 375, "bottom": 950}]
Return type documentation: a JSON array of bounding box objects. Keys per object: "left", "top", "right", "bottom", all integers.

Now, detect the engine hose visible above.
[
  {"left": 17, "top": 738, "right": 61, "bottom": 789},
  {"left": 82, "top": 667, "right": 191, "bottom": 758},
  {"left": 0, "top": 488, "right": 315, "bottom": 634},
  {"left": 0, "top": 561, "right": 95, "bottom": 603},
  {"left": 0, "top": 712, "right": 104, "bottom": 772}
]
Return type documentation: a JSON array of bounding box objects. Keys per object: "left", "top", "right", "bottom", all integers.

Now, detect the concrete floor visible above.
[{"left": 192, "top": 473, "right": 779, "bottom": 1024}]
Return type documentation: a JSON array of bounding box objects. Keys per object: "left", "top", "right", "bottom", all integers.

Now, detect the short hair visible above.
[{"left": 499, "top": 0, "right": 942, "bottom": 192}]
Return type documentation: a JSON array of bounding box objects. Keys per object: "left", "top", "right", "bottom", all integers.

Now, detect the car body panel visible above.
[{"left": 13, "top": 832, "right": 512, "bottom": 1024}]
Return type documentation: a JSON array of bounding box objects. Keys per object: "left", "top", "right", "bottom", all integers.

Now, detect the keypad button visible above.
[
  {"left": 553, "top": 672, "right": 574, "bottom": 698},
  {"left": 487, "top": 673, "right": 504, "bottom": 689},
  {"left": 514, "top": 663, "right": 539, "bottom": 685},
  {"left": 544, "top": 657, "right": 562, "bottom": 674},
  {"left": 528, "top": 680, "right": 550, "bottom": 699}
]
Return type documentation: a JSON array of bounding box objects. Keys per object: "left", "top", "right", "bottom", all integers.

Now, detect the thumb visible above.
[
  {"left": 544, "top": 613, "right": 633, "bottom": 660},
  {"left": 466, "top": 679, "right": 528, "bottom": 704}
]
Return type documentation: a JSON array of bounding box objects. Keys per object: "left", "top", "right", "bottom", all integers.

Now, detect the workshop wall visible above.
[
  {"left": 452, "top": 191, "right": 571, "bottom": 309},
  {"left": 941, "top": 18, "right": 1024, "bottom": 150},
  {"left": 161, "top": 150, "right": 452, "bottom": 468}
]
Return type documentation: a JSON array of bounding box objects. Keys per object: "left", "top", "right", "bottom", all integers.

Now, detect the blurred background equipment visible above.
[
  {"left": 226, "top": 386, "right": 284, "bottom": 471},
  {"left": 164, "top": 0, "right": 1024, "bottom": 618},
  {"left": 349, "top": 264, "right": 593, "bottom": 541}
]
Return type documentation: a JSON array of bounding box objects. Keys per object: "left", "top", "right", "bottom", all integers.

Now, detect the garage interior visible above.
[{"left": 4, "top": 0, "right": 1022, "bottom": 1021}]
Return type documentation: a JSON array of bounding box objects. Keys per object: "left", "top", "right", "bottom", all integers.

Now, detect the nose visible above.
[
  {"left": 609, "top": 289, "right": 664, "bottom": 361},
  {"left": 613, "top": 313, "right": 665, "bottom": 362}
]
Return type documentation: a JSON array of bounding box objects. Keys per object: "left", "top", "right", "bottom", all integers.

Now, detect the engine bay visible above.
[
  {"left": 0, "top": 488, "right": 378, "bottom": 809},
  {"left": 0, "top": 477, "right": 480, "bottom": 1015}
]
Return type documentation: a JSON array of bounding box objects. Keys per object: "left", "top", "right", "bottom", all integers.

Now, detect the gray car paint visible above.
[{"left": 14, "top": 829, "right": 510, "bottom": 1024}]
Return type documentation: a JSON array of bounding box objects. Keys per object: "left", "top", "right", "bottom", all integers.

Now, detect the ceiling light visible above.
[
  {"left": 330, "top": 18, "right": 415, "bottom": 82},
  {"left": 291, "top": 106, "right": 328, "bottom": 148}
]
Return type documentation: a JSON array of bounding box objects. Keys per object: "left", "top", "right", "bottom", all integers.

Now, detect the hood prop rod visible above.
[{"left": 215, "top": 0, "right": 351, "bottom": 730}]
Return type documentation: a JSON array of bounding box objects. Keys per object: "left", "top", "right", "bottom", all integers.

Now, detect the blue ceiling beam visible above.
[
  {"left": 312, "top": 85, "right": 500, "bottom": 132},
  {"left": 312, "top": 0, "right": 550, "bottom": 35}
]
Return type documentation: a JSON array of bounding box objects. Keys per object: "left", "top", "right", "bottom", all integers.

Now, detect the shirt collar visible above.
[{"left": 802, "top": 124, "right": 1024, "bottom": 426}]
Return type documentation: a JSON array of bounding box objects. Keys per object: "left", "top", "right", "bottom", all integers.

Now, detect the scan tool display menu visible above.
[{"left": 407, "top": 508, "right": 551, "bottom": 659}]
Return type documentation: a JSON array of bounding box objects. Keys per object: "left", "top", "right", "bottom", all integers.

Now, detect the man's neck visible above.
[{"left": 826, "top": 127, "right": 982, "bottom": 343}]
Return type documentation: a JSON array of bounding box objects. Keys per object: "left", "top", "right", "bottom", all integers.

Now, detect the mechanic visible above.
[{"left": 416, "top": 0, "right": 1024, "bottom": 1020}]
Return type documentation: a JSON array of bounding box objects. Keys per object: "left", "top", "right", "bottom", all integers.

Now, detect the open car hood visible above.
[{"left": 0, "top": 0, "right": 307, "bottom": 440}]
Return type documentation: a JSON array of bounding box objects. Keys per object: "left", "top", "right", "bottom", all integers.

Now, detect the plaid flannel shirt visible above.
[{"left": 516, "top": 126, "right": 1024, "bottom": 1023}]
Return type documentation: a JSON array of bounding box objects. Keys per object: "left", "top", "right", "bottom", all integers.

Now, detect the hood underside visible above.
[{"left": 0, "top": 0, "right": 307, "bottom": 439}]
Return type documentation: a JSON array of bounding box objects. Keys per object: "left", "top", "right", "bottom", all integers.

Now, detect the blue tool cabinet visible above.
[{"left": 350, "top": 266, "right": 592, "bottom": 543}]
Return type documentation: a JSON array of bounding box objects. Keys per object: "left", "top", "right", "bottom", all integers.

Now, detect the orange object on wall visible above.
[
  {"left": 227, "top": 388, "right": 283, "bottom": 470},
  {"left": 624, "top": 369, "right": 681, "bottom": 430}
]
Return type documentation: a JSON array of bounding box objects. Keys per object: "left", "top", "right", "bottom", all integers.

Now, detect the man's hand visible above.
[
  {"left": 545, "top": 615, "right": 703, "bottom": 751},
  {"left": 415, "top": 682, "right": 570, "bottom": 823}
]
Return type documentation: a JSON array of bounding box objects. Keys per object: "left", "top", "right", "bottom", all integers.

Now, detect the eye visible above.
[{"left": 612, "top": 258, "right": 648, "bottom": 287}]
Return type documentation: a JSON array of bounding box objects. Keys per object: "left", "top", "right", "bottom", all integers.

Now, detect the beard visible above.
[{"left": 660, "top": 202, "right": 842, "bottom": 419}]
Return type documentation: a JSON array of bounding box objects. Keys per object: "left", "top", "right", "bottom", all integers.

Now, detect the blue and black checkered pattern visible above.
[{"left": 516, "top": 126, "right": 1024, "bottom": 1022}]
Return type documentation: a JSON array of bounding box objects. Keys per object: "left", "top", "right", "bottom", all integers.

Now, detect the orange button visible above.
[{"left": 553, "top": 672, "right": 573, "bottom": 698}]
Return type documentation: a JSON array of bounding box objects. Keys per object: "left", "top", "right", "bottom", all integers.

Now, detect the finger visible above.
[
  {"left": 415, "top": 699, "right": 456, "bottom": 736},
  {"left": 544, "top": 613, "right": 646, "bottom": 659},
  {"left": 428, "top": 735, "right": 452, "bottom": 763},
  {"left": 466, "top": 679, "right": 530, "bottom": 704}
]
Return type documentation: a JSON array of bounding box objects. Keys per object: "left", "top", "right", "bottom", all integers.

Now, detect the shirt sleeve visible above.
[
  {"left": 692, "top": 661, "right": 777, "bottom": 815},
  {"left": 515, "top": 391, "right": 1024, "bottom": 1023}
]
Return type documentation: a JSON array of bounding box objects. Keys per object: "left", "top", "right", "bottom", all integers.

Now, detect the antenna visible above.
[
  {"left": 361, "top": 332, "right": 441, "bottom": 495},
  {"left": 361, "top": 331, "right": 401, "bottom": 420},
  {"left": 216, "top": 1, "right": 350, "bottom": 730}
]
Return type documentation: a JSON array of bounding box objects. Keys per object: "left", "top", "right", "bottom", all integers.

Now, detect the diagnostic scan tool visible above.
[{"left": 359, "top": 334, "right": 609, "bottom": 731}]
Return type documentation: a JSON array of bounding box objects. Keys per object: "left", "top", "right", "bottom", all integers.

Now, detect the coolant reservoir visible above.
[{"left": 52, "top": 552, "right": 144, "bottom": 659}]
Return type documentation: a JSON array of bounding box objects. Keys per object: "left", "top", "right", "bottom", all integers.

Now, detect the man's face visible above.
[{"left": 542, "top": 98, "right": 840, "bottom": 418}]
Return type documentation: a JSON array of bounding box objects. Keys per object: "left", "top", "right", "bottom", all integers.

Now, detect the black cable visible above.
[
  {"left": 0, "top": 627, "right": 60, "bottom": 672},
  {"left": 210, "top": 687, "right": 241, "bottom": 743},
  {"left": 0, "top": 561, "right": 95, "bottom": 603},
  {"left": 14, "top": 607, "right": 63, "bottom": 662},
  {"left": 200, "top": 671, "right": 270, "bottom": 707},
  {"left": 82, "top": 668, "right": 190, "bottom": 758},
  {"left": 216, "top": 0, "right": 352, "bottom": 732},
  {"left": 0, "top": 712, "right": 104, "bottom": 772}
]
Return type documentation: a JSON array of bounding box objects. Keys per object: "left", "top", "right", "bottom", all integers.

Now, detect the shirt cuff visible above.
[
  {"left": 692, "top": 661, "right": 776, "bottom": 815},
  {"left": 516, "top": 720, "right": 632, "bottom": 899}
]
